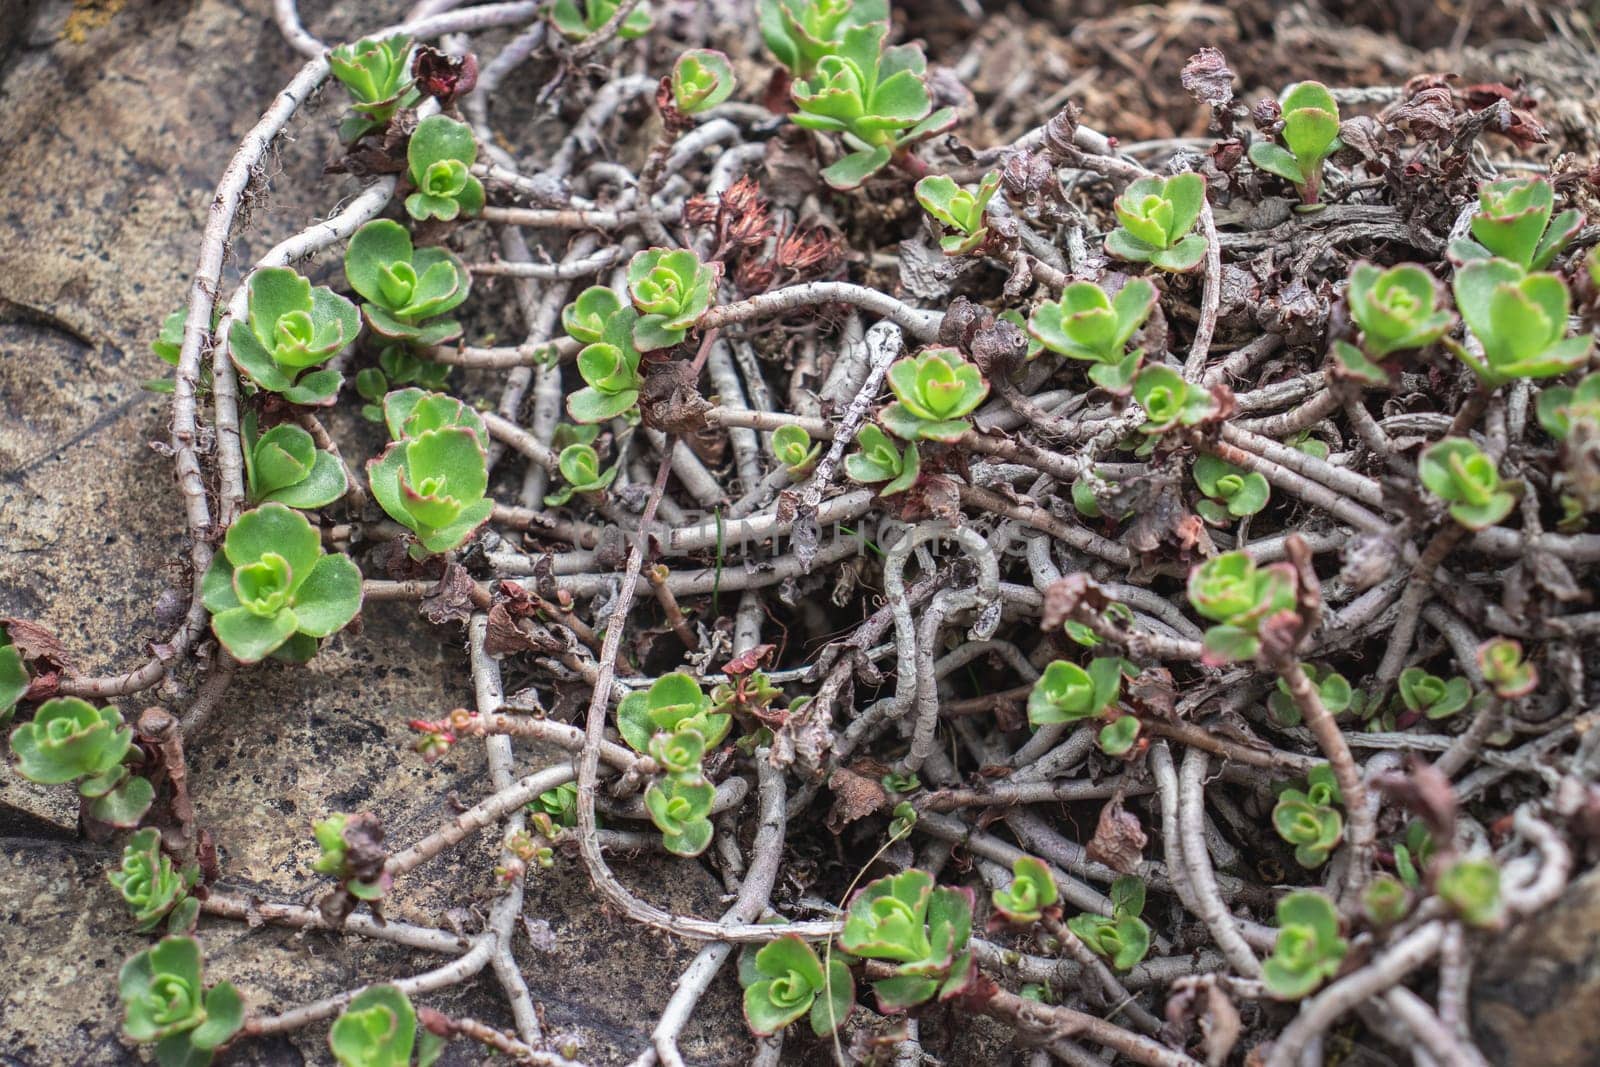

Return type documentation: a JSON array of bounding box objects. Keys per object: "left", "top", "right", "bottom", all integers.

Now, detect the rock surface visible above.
[{"left": 0, "top": 1, "right": 745, "bottom": 1062}]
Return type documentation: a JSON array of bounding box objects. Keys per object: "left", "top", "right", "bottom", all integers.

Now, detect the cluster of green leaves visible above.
[
  {"left": 567, "top": 297, "right": 644, "bottom": 423},
  {"left": 1133, "top": 365, "right": 1216, "bottom": 433},
  {"left": 1477, "top": 637, "right": 1537, "bottom": 699},
  {"left": 230, "top": 267, "right": 359, "bottom": 406},
  {"left": 533, "top": 781, "right": 580, "bottom": 828},
  {"left": 242, "top": 411, "right": 347, "bottom": 509},
  {"left": 1028, "top": 657, "right": 1132, "bottom": 754},
  {"left": 1450, "top": 177, "right": 1582, "bottom": 270},
  {"left": 1393, "top": 821, "right": 1436, "bottom": 890},
  {"left": 1451, "top": 259, "right": 1591, "bottom": 387},
  {"left": 345, "top": 220, "right": 471, "bottom": 346},
  {"left": 330, "top": 984, "right": 444, "bottom": 1067},
  {"left": 368, "top": 389, "right": 493, "bottom": 555},
  {"left": 10, "top": 698, "right": 153, "bottom": 827},
  {"left": 770, "top": 424, "right": 822, "bottom": 477},
  {"left": 786, "top": 21, "right": 957, "bottom": 188},
  {"left": 1248, "top": 82, "right": 1341, "bottom": 206},
  {"left": 759, "top": 0, "right": 885, "bottom": 77},
  {"left": 1362, "top": 873, "right": 1411, "bottom": 926},
  {"left": 356, "top": 346, "right": 450, "bottom": 423},
  {"left": 628, "top": 247, "right": 716, "bottom": 351},
  {"left": 549, "top": 0, "right": 652, "bottom": 40},
  {"left": 670, "top": 49, "right": 737, "bottom": 115},
  {"left": 110, "top": 828, "right": 200, "bottom": 934},
  {"left": 1065, "top": 876, "right": 1151, "bottom": 971},
  {"left": 880, "top": 347, "right": 989, "bottom": 442},
  {"left": 329, "top": 33, "right": 418, "bottom": 143},
  {"left": 618, "top": 673, "right": 729, "bottom": 856},
  {"left": 405, "top": 115, "right": 484, "bottom": 222},
  {"left": 990, "top": 856, "right": 1058, "bottom": 925},
  {"left": 1028, "top": 278, "right": 1156, "bottom": 393},
  {"left": 844, "top": 424, "right": 920, "bottom": 496},
  {"left": 1438, "top": 856, "right": 1503, "bottom": 927},
  {"left": 1417, "top": 437, "right": 1515, "bottom": 530},
  {"left": 1193, "top": 454, "right": 1270, "bottom": 524},
  {"left": 119, "top": 937, "right": 243, "bottom": 1067},
  {"left": 312, "top": 812, "right": 389, "bottom": 903},
  {"left": 914, "top": 172, "right": 1001, "bottom": 255},
  {"left": 1397, "top": 667, "right": 1473, "bottom": 721},
  {"left": 738, "top": 933, "right": 854, "bottom": 1037},
  {"left": 1272, "top": 766, "right": 1344, "bottom": 868},
  {"left": 838, "top": 869, "right": 976, "bottom": 1011},
  {"left": 544, "top": 442, "right": 619, "bottom": 506},
  {"left": 1266, "top": 663, "right": 1353, "bottom": 727},
  {"left": 1186, "top": 551, "right": 1299, "bottom": 663},
  {"left": 1537, "top": 370, "right": 1600, "bottom": 444},
  {"left": 202, "top": 503, "right": 362, "bottom": 662},
  {"left": 1106, "top": 173, "right": 1207, "bottom": 272},
  {"left": 1333, "top": 262, "right": 1454, "bottom": 384},
  {"left": 1262, "top": 891, "right": 1346, "bottom": 998},
  {"left": 0, "top": 621, "right": 27, "bottom": 726}
]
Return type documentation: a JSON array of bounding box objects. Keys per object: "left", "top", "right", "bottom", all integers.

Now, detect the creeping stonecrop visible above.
[
  {"left": 1027, "top": 657, "right": 1122, "bottom": 726},
  {"left": 368, "top": 418, "right": 493, "bottom": 555},
  {"left": 880, "top": 347, "right": 989, "bottom": 442},
  {"left": 626, "top": 248, "right": 716, "bottom": 351},
  {"left": 344, "top": 220, "right": 471, "bottom": 346},
  {"left": 1397, "top": 667, "right": 1472, "bottom": 720},
  {"left": 109, "top": 828, "right": 200, "bottom": 934},
  {"left": 118, "top": 937, "right": 244, "bottom": 1067},
  {"left": 242, "top": 411, "right": 347, "bottom": 510},
  {"left": 1105, "top": 173, "right": 1207, "bottom": 272},
  {"left": 549, "top": 0, "right": 653, "bottom": 40},
  {"left": 1333, "top": 261, "right": 1455, "bottom": 383},
  {"left": 617, "top": 672, "right": 730, "bottom": 754},
  {"left": 645, "top": 773, "right": 717, "bottom": 857},
  {"left": 202, "top": 503, "right": 363, "bottom": 663},
  {"left": 670, "top": 49, "right": 737, "bottom": 115},
  {"left": 739, "top": 933, "right": 854, "bottom": 1037},
  {"left": 1248, "top": 81, "right": 1341, "bottom": 206},
  {"left": 1477, "top": 637, "right": 1537, "bottom": 699},
  {"left": 1187, "top": 550, "right": 1299, "bottom": 663},
  {"left": 330, "top": 984, "right": 444, "bottom": 1067},
  {"left": 838, "top": 869, "right": 976, "bottom": 1011},
  {"left": 1262, "top": 891, "right": 1346, "bottom": 999},
  {"left": 568, "top": 306, "right": 644, "bottom": 423},
  {"left": 1133, "top": 365, "right": 1216, "bottom": 433},
  {"left": 1065, "top": 876, "right": 1152, "bottom": 971},
  {"left": 405, "top": 115, "right": 484, "bottom": 222},
  {"left": 1451, "top": 260, "right": 1592, "bottom": 387},
  {"left": 544, "top": 444, "right": 618, "bottom": 506},
  {"left": 844, "top": 424, "right": 920, "bottom": 495},
  {"left": 1272, "top": 765, "right": 1344, "bottom": 868},
  {"left": 758, "top": 0, "right": 887, "bottom": 78},
  {"left": 10, "top": 697, "right": 154, "bottom": 827},
  {"left": 1417, "top": 437, "right": 1515, "bottom": 530},
  {"left": 229, "top": 267, "right": 360, "bottom": 405},
  {"left": 990, "top": 856, "right": 1059, "bottom": 925},
  {"left": 788, "top": 21, "right": 957, "bottom": 189},
  {"left": 1028, "top": 278, "right": 1156, "bottom": 393},
  {"left": 329, "top": 33, "right": 418, "bottom": 143},
  {"left": 1450, "top": 177, "right": 1583, "bottom": 271},
  {"left": 1192, "top": 454, "right": 1270, "bottom": 524},
  {"left": 915, "top": 172, "right": 1001, "bottom": 255},
  {"left": 1437, "top": 856, "right": 1503, "bottom": 927}
]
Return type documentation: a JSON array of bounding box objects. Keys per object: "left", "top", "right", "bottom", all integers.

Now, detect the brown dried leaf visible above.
[
  {"left": 1087, "top": 797, "right": 1147, "bottom": 874},
  {"left": 825, "top": 767, "right": 888, "bottom": 834},
  {"left": 420, "top": 563, "right": 476, "bottom": 626},
  {"left": 1181, "top": 47, "right": 1234, "bottom": 109},
  {"left": 3, "top": 617, "right": 74, "bottom": 671}
]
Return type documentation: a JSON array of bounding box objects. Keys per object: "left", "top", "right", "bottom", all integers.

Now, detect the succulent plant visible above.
[
  {"left": 1065, "top": 876, "right": 1152, "bottom": 971},
  {"left": 10, "top": 696, "right": 153, "bottom": 827},
  {"left": 1272, "top": 765, "right": 1344, "bottom": 868},
  {"left": 229, "top": 267, "right": 360, "bottom": 405},
  {"left": 738, "top": 933, "right": 854, "bottom": 1037},
  {"left": 118, "top": 936, "right": 243, "bottom": 1067},
  {"left": 543, "top": 444, "right": 618, "bottom": 506},
  {"left": 843, "top": 424, "right": 920, "bottom": 495},
  {"left": 368, "top": 427, "right": 493, "bottom": 555},
  {"left": 670, "top": 49, "right": 737, "bottom": 114},
  {"left": 0, "top": 621, "right": 29, "bottom": 727},
  {"left": 1361, "top": 875, "right": 1411, "bottom": 926},
  {"left": 242, "top": 411, "right": 347, "bottom": 510},
  {"left": 202, "top": 503, "right": 363, "bottom": 662},
  {"left": 1028, "top": 278, "right": 1156, "bottom": 393},
  {"left": 1477, "top": 637, "right": 1537, "bottom": 698},
  {"left": 644, "top": 773, "right": 717, "bottom": 857},
  {"left": 313, "top": 812, "right": 390, "bottom": 903},
  {"left": 1027, "top": 657, "right": 1122, "bottom": 726},
  {"left": 330, "top": 984, "right": 443, "bottom": 1067},
  {"left": 404, "top": 115, "right": 484, "bottom": 222},
  {"left": 617, "top": 672, "right": 730, "bottom": 754},
  {"left": 1397, "top": 667, "right": 1472, "bottom": 720},
  {"left": 1248, "top": 81, "right": 1341, "bottom": 206},
  {"left": 356, "top": 348, "right": 452, "bottom": 423},
  {"left": 1186, "top": 550, "right": 1300, "bottom": 663},
  {"left": 1267, "top": 663, "right": 1352, "bottom": 727},
  {"left": 626, "top": 248, "right": 716, "bottom": 351},
  {"left": 880, "top": 346, "right": 989, "bottom": 442},
  {"left": 1451, "top": 259, "right": 1592, "bottom": 387},
  {"left": 1344, "top": 262, "right": 1454, "bottom": 359},
  {"left": 838, "top": 869, "right": 976, "bottom": 1011},
  {"left": 758, "top": 0, "right": 887, "bottom": 78},
  {"left": 382, "top": 387, "right": 486, "bottom": 443},
  {"left": 915, "top": 171, "right": 1001, "bottom": 255},
  {"left": 1262, "top": 890, "right": 1346, "bottom": 998},
  {"left": 1105, "top": 173, "right": 1208, "bottom": 272},
  {"left": 344, "top": 220, "right": 471, "bottom": 346},
  {"left": 549, "top": 0, "right": 653, "bottom": 41},
  {"left": 1133, "top": 365, "right": 1216, "bottom": 433},
  {"left": 770, "top": 424, "right": 823, "bottom": 477},
  {"left": 567, "top": 306, "right": 645, "bottom": 422},
  {"left": 328, "top": 33, "right": 418, "bottom": 142},
  {"left": 1437, "top": 856, "right": 1502, "bottom": 927},
  {"left": 562, "top": 286, "right": 624, "bottom": 344},
  {"left": 1450, "top": 177, "right": 1583, "bottom": 271},
  {"left": 1417, "top": 437, "right": 1515, "bottom": 530},
  {"left": 109, "top": 828, "right": 200, "bottom": 934},
  {"left": 990, "top": 856, "right": 1059, "bottom": 925},
  {"left": 1192, "top": 454, "right": 1271, "bottom": 524}
]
